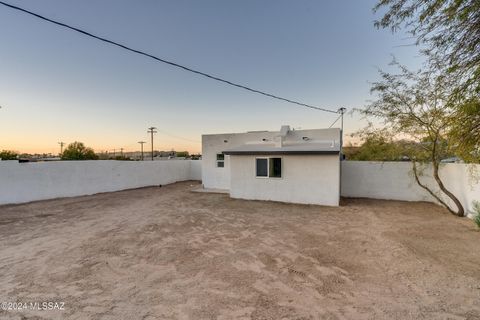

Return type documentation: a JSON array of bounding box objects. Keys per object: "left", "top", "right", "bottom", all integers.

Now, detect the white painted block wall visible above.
[
  {"left": 2, "top": 159, "right": 478, "bottom": 215},
  {"left": 0, "top": 160, "right": 202, "bottom": 205},
  {"left": 230, "top": 154, "right": 340, "bottom": 206},
  {"left": 189, "top": 160, "right": 202, "bottom": 181},
  {"left": 341, "top": 161, "right": 480, "bottom": 215}
]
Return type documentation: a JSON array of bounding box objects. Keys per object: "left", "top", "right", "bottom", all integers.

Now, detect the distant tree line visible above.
[
  {"left": 0, "top": 150, "right": 18, "bottom": 160},
  {"left": 2, "top": 144, "right": 201, "bottom": 161}
]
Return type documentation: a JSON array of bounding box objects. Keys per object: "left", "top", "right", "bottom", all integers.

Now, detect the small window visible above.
[
  {"left": 256, "top": 158, "right": 268, "bottom": 177},
  {"left": 269, "top": 158, "right": 282, "bottom": 178},
  {"left": 256, "top": 157, "right": 282, "bottom": 178},
  {"left": 216, "top": 153, "right": 225, "bottom": 168}
]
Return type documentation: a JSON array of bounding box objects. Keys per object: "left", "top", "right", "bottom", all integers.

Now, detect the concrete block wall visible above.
[
  {"left": 0, "top": 160, "right": 202, "bottom": 205},
  {"left": 1, "top": 159, "right": 478, "bottom": 215},
  {"left": 341, "top": 161, "right": 480, "bottom": 215},
  {"left": 189, "top": 160, "right": 202, "bottom": 181}
]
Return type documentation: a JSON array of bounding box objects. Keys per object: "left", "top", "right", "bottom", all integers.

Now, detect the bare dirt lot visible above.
[{"left": 0, "top": 181, "right": 479, "bottom": 319}]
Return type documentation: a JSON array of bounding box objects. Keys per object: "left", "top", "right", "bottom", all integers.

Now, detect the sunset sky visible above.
[{"left": 0, "top": 0, "right": 422, "bottom": 154}]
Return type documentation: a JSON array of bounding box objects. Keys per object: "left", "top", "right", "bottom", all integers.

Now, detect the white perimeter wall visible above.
[
  {"left": 2, "top": 159, "right": 478, "bottom": 215},
  {"left": 341, "top": 161, "right": 480, "bottom": 215},
  {"left": 0, "top": 160, "right": 202, "bottom": 205},
  {"left": 230, "top": 155, "right": 340, "bottom": 206},
  {"left": 189, "top": 160, "right": 202, "bottom": 181}
]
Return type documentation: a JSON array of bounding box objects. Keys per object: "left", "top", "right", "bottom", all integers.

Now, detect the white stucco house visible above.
[{"left": 201, "top": 126, "right": 341, "bottom": 206}]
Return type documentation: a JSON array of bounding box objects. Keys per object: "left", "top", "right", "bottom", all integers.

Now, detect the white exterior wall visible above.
[
  {"left": 202, "top": 128, "right": 341, "bottom": 190},
  {"left": 0, "top": 160, "right": 201, "bottom": 205},
  {"left": 341, "top": 161, "right": 480, "bottom": 215},
  {"left": 189, "top": 160, "right": 202, "bottom": 181},
  {"left": 230, "top": 155, "right": 340, "bottom": 206}
]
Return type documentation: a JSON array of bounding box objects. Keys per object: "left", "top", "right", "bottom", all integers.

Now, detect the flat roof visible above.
[{"left": 202, "top": 127, "right": 341, "bottom": 137}]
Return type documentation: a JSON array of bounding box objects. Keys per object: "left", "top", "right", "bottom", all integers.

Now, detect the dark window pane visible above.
[
  {"left": 217, "top": 161, "right": 224, "bottom": 168},
  {"left": 216, "top": 153, "right": 225, "bottom": 161},
  {"left": 269, "top": 158, "right": 282, "bottom": 178},
  {"left": 256, "top": 158, "right": 268, "bottom": 177}
]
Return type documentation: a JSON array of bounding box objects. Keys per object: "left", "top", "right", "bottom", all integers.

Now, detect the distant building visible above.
[{"left": 114, "top": 150, "right": 185, "bottom": 161}]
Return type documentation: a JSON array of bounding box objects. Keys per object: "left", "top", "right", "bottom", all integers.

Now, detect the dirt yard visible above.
[{"left": 0, "top": 181, "right": 479, "bottom": 319}]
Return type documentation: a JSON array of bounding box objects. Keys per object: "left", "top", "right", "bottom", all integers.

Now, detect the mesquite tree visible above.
[
  {"left": 364, "top": 61, "right": 465, "bottom": 216},
  {"left": 61, "top": 142, "right": 98, "bottom": 160},
  {"left": 373, "top": 0, "right": 480, "bottom": 163},
  {"left": 449, "top": 98, "right": 480, "bottom": 163},
  {"left": 374, "top": 0, "right": 480, "bottom": 95}
]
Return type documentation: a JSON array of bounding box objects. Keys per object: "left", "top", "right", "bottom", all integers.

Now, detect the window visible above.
[
  {"left": 256, "top": 158, "right": 268, "bottom": 177},
  {"left": 269, "top": 158, "right": 282, "bottom": 178},
  {"left": 216, "top": 153, "right": 225, "bottom": 168},
  {"left": 256, "top": 157, "right": 282, "bottom": 178}
]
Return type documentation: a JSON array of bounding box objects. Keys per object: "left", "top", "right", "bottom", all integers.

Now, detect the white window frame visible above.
[{"left": 255, "top": 157, "right": 282, "bottom": 179}]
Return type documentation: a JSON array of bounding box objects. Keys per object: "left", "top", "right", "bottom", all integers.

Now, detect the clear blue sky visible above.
[{"left": 0, "top": 0, "right": 422, "bottom": 154}]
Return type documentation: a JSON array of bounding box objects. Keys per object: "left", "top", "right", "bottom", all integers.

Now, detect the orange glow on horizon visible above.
[{"left": 0, "top": 139, "right": 201, "bottom": 155}]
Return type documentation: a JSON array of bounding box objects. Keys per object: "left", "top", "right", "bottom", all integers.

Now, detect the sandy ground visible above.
[{"left": 0, "top": 181, "right": 479, "bottom": 320}]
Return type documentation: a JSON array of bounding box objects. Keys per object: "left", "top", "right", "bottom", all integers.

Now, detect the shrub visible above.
[
  {"left": 61, "top": 142, "right": 98, "bottom": 160},
  {"left": 473, "top": 201, "right": 480, "bottom": 229},
  {"left": 0, "top": 150, "right": 18, "bottom": 160}
]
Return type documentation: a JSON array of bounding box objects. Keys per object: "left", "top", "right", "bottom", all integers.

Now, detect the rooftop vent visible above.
[
  {"left": 279, "top": 125, "right": 290, "bottom": 137},
  {"left": 275, "top": 125, "right": 290, "bottom": 147}
]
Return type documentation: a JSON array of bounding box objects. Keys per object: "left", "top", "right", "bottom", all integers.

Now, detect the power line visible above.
[
  {"left": 328, "top": 107, "right": 347, "bottom": 129},
  {"left": 0, "top": 1, "right": 339, "bottom": 115},
  {"left": 156, "top": 129, "right": 201, "bottom": 144},
  {"left": 328, "top": 114, "right": 342, "bottom": 128}
]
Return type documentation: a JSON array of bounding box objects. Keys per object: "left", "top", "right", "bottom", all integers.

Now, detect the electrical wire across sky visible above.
[{"left": 0, "top": 1, "right": 342, "bottom": 115}]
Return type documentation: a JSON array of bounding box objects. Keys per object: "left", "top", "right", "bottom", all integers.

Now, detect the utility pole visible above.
[
  {"left": 147, "top": 127, "right": 157, "bottom": 161},
  {"left": 138, "top": 141, "right": 146, "bottom": 161},
  {"left": 120, "top": 148, "right": 124, "bottom": 158},
  {"left": 337, "top": 107, "right": 347, "bottom": 203},
  {"left": 338, "top": 107, "right": 346, "bottom": 152},
  {"left": 58, "top": 141, "right": 65, "bottom": 155}
]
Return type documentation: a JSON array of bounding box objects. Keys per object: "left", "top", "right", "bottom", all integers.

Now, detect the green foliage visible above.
[
  {"left": 364, "top": 61, "right": 457, "bottom": 162},
  {"left": 175, "top": 151, "right": 189, "bottom": 158},
  {"left": 363, "top": 62, "right": 465, "bottom": 216},
  {"left": 346, "top": 130, "right": 411, "bottom": 161},
  {"left": 449, "top": 98, "right": 480, "bottom": 163},
  {"left": 373, "top": 0, "right": 480, "bottom": 165},
  {"left": 370, "top": 0, "right": 479, "bottom": 216},
  {"left": 346, "top": 128, "right": 458, "bottom": 162},
  {"left": 374, "top": 0, "right": 480, "bottom": 95},
  {"left": 473, "top": 201, "right": 480, "bottom": 229},
  {"left": 61, "top": 142, "right": 98, "bottom": 160},
  {"left": 0, "top": 150, "right": 18, "bottom": 160}
]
